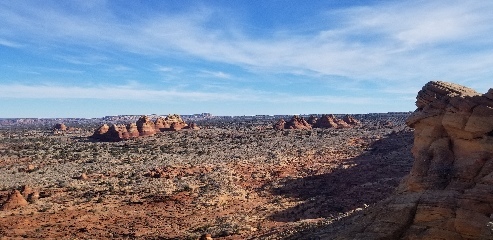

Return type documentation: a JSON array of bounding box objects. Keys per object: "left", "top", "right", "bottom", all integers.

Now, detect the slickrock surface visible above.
[{"left": 282, "top": 81, "right": 493, "bottom": 239}]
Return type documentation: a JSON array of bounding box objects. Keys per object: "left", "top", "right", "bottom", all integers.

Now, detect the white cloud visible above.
[
  {"left": 0, "top": 38, "right": 22, "bottom": 48},
  {"left": 199, "top": 70, "right": 231, "bottom": 79},
  {"left": 1, "top": 1, "right": 493, "bottom": 92}
]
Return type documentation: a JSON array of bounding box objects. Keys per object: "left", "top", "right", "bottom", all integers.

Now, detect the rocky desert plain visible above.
[{"left": 0, "top": 81, "right": 492, "bottom": 239}]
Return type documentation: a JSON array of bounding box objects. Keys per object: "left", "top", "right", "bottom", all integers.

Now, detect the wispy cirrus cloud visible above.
[
  {"left": 0, "top": 38, "right": 23, "bottom": 48},
  {"left": 2, "top": 0, "right": 493, "bottom": 85}
]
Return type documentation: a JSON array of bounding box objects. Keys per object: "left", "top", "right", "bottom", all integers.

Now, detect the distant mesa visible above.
[
  {"left": 274, "top": 114, "right": 359, "bottom": 130},
  {"left": 91, "top": 114, "right": 199, "bottom": 142}
]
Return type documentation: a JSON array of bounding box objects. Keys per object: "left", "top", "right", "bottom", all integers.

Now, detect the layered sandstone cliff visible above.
[{"left": 290, "top": 81, "right": 493, "bottom": 239}]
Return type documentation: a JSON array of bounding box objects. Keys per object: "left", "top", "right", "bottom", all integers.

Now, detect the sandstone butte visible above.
[
  {"left": 274, "top": 114, "right": 359, "bottom": 130},
  {"left": 91, "top": 114, "right": 198, "bottom": 142},
  {"left": 296, "top": 81, "right": 493, "bottom": 239}
]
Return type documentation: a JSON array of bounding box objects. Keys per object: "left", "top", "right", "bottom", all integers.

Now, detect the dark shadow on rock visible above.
[{"left": 268, "top": 130, "right": 414, "bottom": 222}]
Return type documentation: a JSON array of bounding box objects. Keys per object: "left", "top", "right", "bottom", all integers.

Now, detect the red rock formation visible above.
[
  {"left": 313, "top": 114, "right": 339, "bottom": 128},
  {"left": 93, "top": 124, "right": 110, "bottom": 135},
  {"left": 1, "top": 190, "right": 28, "bottom": 210},
  {"left": 307, "top": 115, "right": 318, "bottom": 125},
  {"left": 273, "top": 119, "right": 286, "bottom": 130},
  {"left": 342, "top": 115, "right": 360, "bottom": 125},
  {"left": 334, "top": 118, "right": 350, "bottom": 128},
  {"left": 53, "top": 123, "right": 67, "bottom": 131},
  {"left": 154, "top": 117, "right": 168, "bottom": 131},
  {"left": 170, "top": 122, "right": 187, "bottom": 131},
  {"left": 311, "top": 81, "right": 493, "bottom": 239},
  {"left": 91, "top": 114, "right": 196, "bottom": 141},
  {"left": 126, "top": 123, "right": 140, "bottom": 138},
  {"left": 91, "top": 124, "right": 135, "bottom": 142},
  {"left": 136, "top": 115, "right": 156, "bottom": 136},
  {"left": 285, "top": 116, "right": 312, "bottom": 129}
]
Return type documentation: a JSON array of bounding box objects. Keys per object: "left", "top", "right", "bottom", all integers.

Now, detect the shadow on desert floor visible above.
[{"left": 269, "top": 131, "right": 414, "bottom": 222}]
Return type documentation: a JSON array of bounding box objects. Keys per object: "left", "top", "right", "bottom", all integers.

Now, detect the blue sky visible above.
[{"left": 1, "top": 0, "right": 492, "bottom": 117}]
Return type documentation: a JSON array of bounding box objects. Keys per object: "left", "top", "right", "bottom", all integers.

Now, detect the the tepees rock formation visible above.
[
  {"left": 296, "top": 81, "right": 493, "bottom": 239},
  {"left": 91, "top": 114, "right": 198, "bottom": 141}
]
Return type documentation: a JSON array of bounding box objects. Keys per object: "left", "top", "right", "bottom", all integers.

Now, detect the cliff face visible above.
[
  {"left": 289, "top": 81, "right": 493, "bottom": 239},
  {"left": 397, "top": 81, "right": 493, "bottom": 239}
]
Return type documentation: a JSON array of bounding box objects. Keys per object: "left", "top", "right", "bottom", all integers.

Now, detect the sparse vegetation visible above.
[{"left": 0, "top": 113, "right": 413, "bottom": 239}]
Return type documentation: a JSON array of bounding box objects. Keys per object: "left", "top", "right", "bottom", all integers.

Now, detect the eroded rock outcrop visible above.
[
  {"left": 273, "top": 119, "right": 286, "bottom": 130},
  {"left": 136, "top": 115, "right": 156, "bottom": 136},
  {"left": 342, "top": 115, "right": 360, "bottom": 125},
  {"left": 155, "top": 114, "right": 188, "bottom": 131},
  {"left": 1, "top": 190, "right": 28, "bottom": 211},
  {"left": 91, "top": 124, "right": 133, "bottom": 142},
  {"left": 284, "top": 116, "right": 312, "bottom": 130},
  {"left": 91, "top": 114, "right": 198, "bottom": 141},
  {"left": 274, "top": 114, "right": 359, "bottom": 130},
  {"left": 53, "top": 123, "right": 67, "bottom": 131},
  {"left": 299, "top": 81, "right": 493, "bottom": 239}
]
